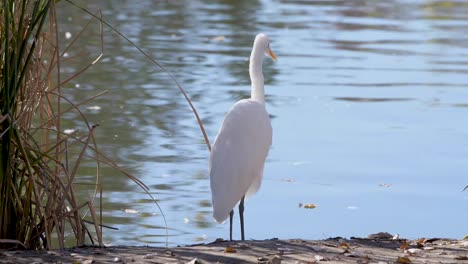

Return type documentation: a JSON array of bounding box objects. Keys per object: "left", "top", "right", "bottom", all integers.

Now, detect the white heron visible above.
[{"left": 209, "top": 33, "right": 277, "bottom": 241}]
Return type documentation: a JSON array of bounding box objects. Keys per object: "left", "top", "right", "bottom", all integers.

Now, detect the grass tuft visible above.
[{"left": 1, "top": 0, "right": 108, "bottom": 249}]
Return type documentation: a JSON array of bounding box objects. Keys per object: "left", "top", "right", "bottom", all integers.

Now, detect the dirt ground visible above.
[{"left": 1, "top": 234, "right": 468, "bottom": 263}]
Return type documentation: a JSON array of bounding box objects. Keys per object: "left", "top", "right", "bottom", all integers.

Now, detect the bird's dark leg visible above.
[
  {"left": 229, "top": 210, "right": 234, "bottom": 241},
  {"left": 239, "top": 195, "right": 245, "bottom": 241}
]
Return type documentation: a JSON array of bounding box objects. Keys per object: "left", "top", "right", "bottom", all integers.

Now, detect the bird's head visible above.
[{"left": 255, "top": 33, "right": 278, "bottom": 61}]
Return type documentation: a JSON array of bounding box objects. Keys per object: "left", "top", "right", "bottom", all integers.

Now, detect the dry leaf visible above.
[
  {"left": 415, "top": 238, "right": 426, "bottom": 247},
  {"left": 400, "top": 241, "right": 409, "bottom": 250},
  {"left": 225, "top": 246, "right": 236, "bottom": 253},
  {"left": 396, "top": 256, "right": 412, "bottom": 263},
  {"left": 339, "top": 242, "right": 350, "bottom": 249}
]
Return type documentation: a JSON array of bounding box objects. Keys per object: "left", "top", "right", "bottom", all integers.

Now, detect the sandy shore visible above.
[{"left": 1, "top": 235, "right": 468, "bottom": 263}]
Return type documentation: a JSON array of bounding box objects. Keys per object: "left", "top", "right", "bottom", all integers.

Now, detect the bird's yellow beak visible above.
[{"left": 268, "top": 48, "right": 278, "bottom": 61}]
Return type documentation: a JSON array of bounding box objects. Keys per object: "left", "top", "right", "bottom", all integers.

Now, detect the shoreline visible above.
[{"left": 1, "top": 235, "right": 467, "bottom": 263}]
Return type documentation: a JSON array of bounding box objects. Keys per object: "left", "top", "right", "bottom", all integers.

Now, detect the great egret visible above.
[{"left": 209, "top": 33, "right": 277, "bottom": 241}]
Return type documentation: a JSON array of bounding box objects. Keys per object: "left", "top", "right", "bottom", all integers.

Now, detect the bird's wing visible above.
[{"left": 209, "top": 99, "right": 272, "bottom": 223}]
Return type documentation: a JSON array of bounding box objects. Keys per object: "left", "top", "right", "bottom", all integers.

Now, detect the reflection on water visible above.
[{"left": 56, "top": 0, "right": 468, "bottom": 245}]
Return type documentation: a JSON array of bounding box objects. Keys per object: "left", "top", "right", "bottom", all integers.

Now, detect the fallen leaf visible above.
[
  {"left": 225, "top": 246, "right": 236, "bottom": 253},
  {"left": 339, "top": 242, "right": 350, "bottom": 249},
  {"left": 400, "top": 241, "right": 409, "bottom": 250},
  {"left": 415, "top": 238, "right": 426, "bottom": 247},
  {"left": 396, "top": 256, "right": 412, "bottom": 263}
]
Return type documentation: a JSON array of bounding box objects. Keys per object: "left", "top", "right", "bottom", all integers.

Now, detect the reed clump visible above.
[{"left": 0, "top": 0, "right": 107, "bottom": 249}]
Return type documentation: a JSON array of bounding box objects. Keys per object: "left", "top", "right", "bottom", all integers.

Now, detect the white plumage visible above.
[
  {"left": 210, "top": 99, "right": 272, "bottom": 222},
  {"left": 209, "top": 33, "right": 277, "bottom": 240}
]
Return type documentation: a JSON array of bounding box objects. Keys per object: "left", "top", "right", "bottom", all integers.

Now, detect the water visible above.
[{"left": 56, "top": 0, "right": 468, "bottom": 246}]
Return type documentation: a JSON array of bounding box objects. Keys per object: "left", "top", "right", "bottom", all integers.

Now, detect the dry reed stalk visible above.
[{"left": 1, "top": 0, "right": 108, "bottom": 249}]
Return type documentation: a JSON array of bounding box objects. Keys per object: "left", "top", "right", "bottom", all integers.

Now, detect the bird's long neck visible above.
[{"left": 249, "top": 47, "right": 265, "bottom": 103}]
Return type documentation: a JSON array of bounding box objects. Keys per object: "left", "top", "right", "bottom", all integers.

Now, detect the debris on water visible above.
[
  {"left": 280, "top": 177, "right": 295, "bottom": 183},
  {"left": 65, "top": 32, "right": 72, "bottom": 39},
  {"left": 298, "top": 203, "right": 316, "bottom": 209},
  {"left": 123, "top": 209, "right": 138, "bottom": 214},
  {"left": 64, "top": 128, "right": 76, "bottom": 135},
  {"left": 87, "top": 105, "right": 102, "bottom": 111},
  {"left": 211, "top": 36, "right": 226, "bottom": 42}
]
